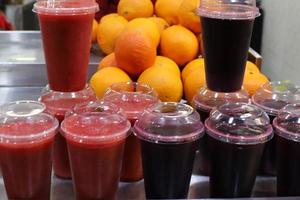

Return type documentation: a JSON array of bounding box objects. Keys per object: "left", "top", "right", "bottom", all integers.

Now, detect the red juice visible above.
[
  {"left": 61, "top": 112, "right": 130, "bottom": 200},
  {"left": 95, "top": 0, "right": 119, "bottom": 21},
  {"left": 40, "top": 86, "right": 96, "bottom": 179},
  {"left": 33, "top": 1, "right": 98, "bottom": 92},
  {"left": 0, "top": 101, "right": 58, "bottom": 200}
]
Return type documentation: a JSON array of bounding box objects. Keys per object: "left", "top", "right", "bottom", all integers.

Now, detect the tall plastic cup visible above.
[
  {"left": 206, "top": 103, "right": 273, "bottom": 198},
  {"left": 39, "top": 85, "right": 96, "bottom": 179},
  {"left": 133, "top": 102, "right": 204, "bottom": 199},
  {"left": 197, "top": 0, "right": 260, "bottom": 92},
  {"left": 0, "top": 101, "right": 58, "bottom": 200},
  {"left": 61, "top": 110, "right": 131, "bottom": 200},
  {"left": 33, "top": 0, "right": 98, "bottom": 92},
  {"left": 273, "top": 104, "right": 300, "bottom": 196},
  {"left": 103, "top": 82, "right": 159, "bottom": 182},
  {"left": 252, "top": 81, "right": 300, "bottom": 175},
  {"left": 192, "top": 87, "right": 250, "bottom": 175}
]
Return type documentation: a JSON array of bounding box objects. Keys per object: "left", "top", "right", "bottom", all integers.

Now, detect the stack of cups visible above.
[{"left": 195, "top": 0, "right": 262, "bottom": 198}]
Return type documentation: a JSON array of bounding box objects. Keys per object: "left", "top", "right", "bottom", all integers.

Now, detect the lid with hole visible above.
[
  {"left": 205, "top": 102, "right": 273, "bottom": 145},
  {"left": 133, "top": 102, "right": 204, "bottom": 144},
  {"left": 0, "top": 101, "right": 58, "bottom": 144}
]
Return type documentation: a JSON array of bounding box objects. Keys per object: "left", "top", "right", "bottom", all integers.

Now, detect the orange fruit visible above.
[
  {"left": 148, "top": 16, "right": 170, "bottom": 34},
  {"left": 97, "top": 14, "right": 128, "bottom": 54},
  {"left": 115, "top": 30, "right": 157, "bottom": 78},
  {"left": 151, "top": 56, "right": 181, "bottom": 77},
  {"left": 125, "top": 18, "right": 160, "bottom": 47},
  {"left": 155, "top": 0, "right": 183, "bottom": 25},
  {"left": 90, "top": 67, "right": 132, "bottom": 97},
  {"left": 245, "top": 61, "right": 260, "bottom": 73},
  {"left": 118, "top": 0, "right": 154, "bottom": 20},
  {"left": 184, "top": 67, "right": 206, "bottom": 103},
  {"left": 138, "top": 67, "right": 183, "bottom": 102},
  {"left": 98, "top": 53, "right": 118, "bottom": 70},
  {"left": 181, "top": 58, "right": 205, "bottom": 82},
  {"left": 160, "top": 25, "right": 199, "bottom": 66},
  {"left": 178, "top": 0, "right": 201, "bottom": 34},
  {"left": 92, "top": 19, "right": 98, "bottom": 43},
  {"left": 243, "top": 71, "right": 269, "bottom": 96}
]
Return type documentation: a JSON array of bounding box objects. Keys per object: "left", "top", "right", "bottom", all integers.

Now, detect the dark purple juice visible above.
[
  {"left": 209, "top": 135, "right": 264, "bottom": 197},
  {"left": 201, "top": 17, "right": 254, "bottom": 92}
]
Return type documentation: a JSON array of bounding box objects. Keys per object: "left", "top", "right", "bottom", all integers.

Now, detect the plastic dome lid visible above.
[
  {"left": 0, "top": 101, "right": 58, "bottom": 144},
  {"left": 39, "top": 84, "right": 96, "bottom": 118},
  {"left": 273, "top": 104, "right": 300, "bottom": 142},
  {"left": 102, "top": 82, "right": 159, "bottom": 120},
  {"left": 133, "top": 102, "right": 204, "bottom": 144},
  {"left": 205, "top": 102, "right": 273, "bottom": 145},
  {"left": 196, "top": 0, "right": 260, "bottom": 20},
  {"left": 252, "top": 81, "right": 300, "bottom": 116},
  {"left": 192, "top": 86, "right": 250, "bottom": 112}
]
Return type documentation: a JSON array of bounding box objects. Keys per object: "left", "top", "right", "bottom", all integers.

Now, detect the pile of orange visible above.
[{"left": 90, "top": 0, "right": 269, "bottom": 102}]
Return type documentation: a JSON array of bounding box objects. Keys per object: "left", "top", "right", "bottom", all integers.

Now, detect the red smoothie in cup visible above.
[
  {"left": 33, "top": 0, "right": 98, "bottom": 92},
  {"left": 61, "top": 112, "right": 131, "bottom": 200},
  {"left": 40, "top": 85, "right": 96, "bottom": 179},
  {"left": 0, "top": 101, "right": 58, "bottom": 200},
  {"left": 103, "top": 82, "right": 159, "bottom": 182}
]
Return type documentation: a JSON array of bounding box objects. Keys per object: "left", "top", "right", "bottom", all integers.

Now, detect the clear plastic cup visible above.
[
  {"left": 192, "top": 86, "right": 250, "bottom": 175},
  {"left": 273, "top": 104, "right": 300, "bottom": 196},
  {"left": 33, "top": 0, "right": 98, "bottom": 92},
  {"left": 205, "top": 102, "right": 273, "bottom": 198},
  {"left": 0, "top": 101, "right": 58, "bottom": 200},
  {"left": 103, "top": 82, "right": 159, "bottom": 182},
  {"left": 196, "top": 0, "right": 260, "bottom": 92},
  {"left": 39, "top": 85, "right": 96, "bottom": 179},
  {"left": 133, "top": 102, "right": 204, "bottom": 199},
  {"left": 61, "top": 111, "right": 131, "bottom": 200},
  {"left": 252, "top": 81, "right": 300, "bottom": 175}
]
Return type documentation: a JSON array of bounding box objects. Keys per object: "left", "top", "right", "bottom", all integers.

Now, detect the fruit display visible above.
[{"left": 91, "top": 0, "right": 270, "bottom": 102}]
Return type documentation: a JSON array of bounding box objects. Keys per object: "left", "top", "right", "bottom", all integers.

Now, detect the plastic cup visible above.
[
  {"left": 0, "top": 101, "right": 58, "bottom": 200},
  {"left": 273, "top": 104, "right": 300, "bottom": 196},
  {"left": 61, "top": 110, "right": 131, "bottom": 200},
  {"left": 191, "top": 87, "right": 250, "bottom": 175},
  {"left": 33, "top": 0, "right": 98, "bottom": 92},
  {"left": 205, "top": 103, "right": 273, "bottom": 198},
  {"left": 133, "top": 102, "right": 204, "bottom": 199},
  {"left": 103, "top": 82, "right": 159, "bottom": 182},
  {"left": 39, "top": 85, "right": 96, "bottom": 179},
  {"left": 197, "top": 0, "right": 260, "bottom": 92},
  {"left": 252, "top": 81, "right": 300, "bottom": 175}
]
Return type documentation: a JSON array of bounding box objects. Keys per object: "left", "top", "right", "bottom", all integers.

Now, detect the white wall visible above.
[{"left": 261, "top": 0, "right": 300, "bottom": 84}]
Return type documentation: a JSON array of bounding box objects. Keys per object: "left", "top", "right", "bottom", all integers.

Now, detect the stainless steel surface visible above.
[
  {"left": 0, "top": 86, "right": 42, "bottom": 105},
  {"left": 0, "top": 31, "right": 102, "bottom": 86}
]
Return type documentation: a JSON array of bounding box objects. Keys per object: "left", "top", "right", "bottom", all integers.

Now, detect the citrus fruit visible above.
[
  {"left": 178, "top": 0, "right": 201, "bottom": 34},
  {"left": 243, "top": 71, "right": 269, "bottom": 96},
  {"left": 90, "top": 67, "right": 132, "bottom": 97},
  {"left": 183, "top": 68, "right": 206, "bottom": 103},
  {"left": 118, "top": 0, "right": 154, "bottom": 20},
  {"left": 182, "top": 58, "right": 205, "bottom": 82},
  {"left": 92, "top": 19, "right": 98, "bottom": 43},
  {"left": 97, "top": 14, "right": 128, "bottom": 54},
  {"left": 151, "top": 56, "right": 181, "bottom": 77},
  {"left": 138, "top": 67, "right": 183, "bottom": 102},
  {"left": 98, "top": 53, "right": 118, "bottom": 70},
  {"left": 160, "top": 25, "right": 199, "bottom": 66},
  {"left": 148, "top": 16, "right": 170, "bottom": 34},
  {"left": 245, "top": 61, "right": 260, "bottom": 73},
  {"left": 115, "top": 30, "right": 157, "bottom": 78},
  {"left": 155, "top": 0, "right": 183, "bottom": 25},
  {"left": 125, "top": 18, "right": 160, "bottom": 47}
]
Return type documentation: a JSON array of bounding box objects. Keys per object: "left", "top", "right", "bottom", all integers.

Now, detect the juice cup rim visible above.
[
  {"left": 196, "top": 4, "right": 260, "bottom": 20},
  {"left": 61, "top": 112, "right": 131, "bottom": 144},
  {"left": 251, "top": 97, "right": 279, "bottom": 117},
  {"left": 0, "top": 101, "right": 59, "bottom": 144},
  {"left": 273, "top": 115, "right": 300, "bottom": 143},
  {"left": 205, "top": 118, "right": 273, "bottom": 145},
  {"left": 33, "top": 0, "right": 99, "bottom": 15},
  {"left": 133, "top": 102, "right": 205, "bottom": 144}
]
